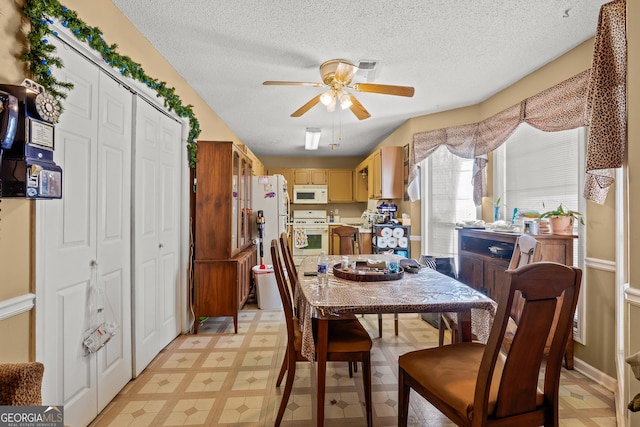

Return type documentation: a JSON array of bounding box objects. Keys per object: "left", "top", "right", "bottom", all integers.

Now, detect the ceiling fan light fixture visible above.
[
  {"left": 320, "top": 90, "right": 334, "bottom": 106},
  {"left": 305, "top": 128, "right": 321, "bottom": 150},
  {"left": 339, "top": 92, "right": 352, "bottom": 110},
  {"left": 326, "top": 97, "right": 336, "bottom": 112}
]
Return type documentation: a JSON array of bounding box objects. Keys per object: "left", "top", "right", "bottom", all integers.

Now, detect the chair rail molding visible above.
[
  {"left": 0, "top": 293, "right": 36, "bottom": 321},
  {"left": 625, "top": 285, "right": 640, "bottom": 305},
  {"left": 584, "top": 257, "right": 616, "bottom": 272}
]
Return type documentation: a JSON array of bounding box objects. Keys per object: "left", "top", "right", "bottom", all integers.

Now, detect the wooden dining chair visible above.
[
  {"left": 332, "top": 225, "right": 398, "bottom": 338},
  {"left": 270, "top": 240, "right": 373, "bottom": 427},
  {"left": 276, "top": 232, "right": 361, "bottom": 384},
  {"left": 332, "top": 225, "right": 361, "bottom": 255},
  {"left": 399, "top": 262, "right": 582, "bottom": 427},
  {"left": 439, "top": 234, "right": 541, "bottom": 346}
]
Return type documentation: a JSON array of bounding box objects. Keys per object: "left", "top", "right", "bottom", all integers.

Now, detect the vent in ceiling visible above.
[{"left": 356, "top": 59, "right": 380, "bottom": 82}]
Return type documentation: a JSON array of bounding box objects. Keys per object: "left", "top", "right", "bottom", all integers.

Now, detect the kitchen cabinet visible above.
[
  {"left": 359, "top": 232, "right": 372, "bottom": 254},
  {"left": 354, "top": 169, "right": 369, "bottom": 202},
  {"left": 294, "top": 168, "right": 327, "bottom": 185},
  {"left": 328, "top": 169, "right": 353, "bottom": 202},
  {"left": 194, "top": 141, "right": 256, "bottom": 333},
  {"left": 267, "top": 168, "right": 294, "bottom": 199},
  {"left": 357, "top": 146, "right": 403, "bottom": 200},
  {"left": 457, "top": 228, "right": 577, "bottom": 368}
]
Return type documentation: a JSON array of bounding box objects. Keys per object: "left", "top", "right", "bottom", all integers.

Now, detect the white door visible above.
[
  {"left": 95, "top": 75, "right": 133, "bottom": 411},
  {"left": 133, "top": 99, "right": 181, "bottom": 376},
  {"left": 37, "top": 41, "right": 133, "bottom": 427}
]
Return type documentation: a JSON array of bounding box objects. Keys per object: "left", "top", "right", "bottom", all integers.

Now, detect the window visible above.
[
  {"left": 420, "top": 146, "right": 477, "bottom": 258},
  {"left": 493, "top": 124, "right": 586, "bottom": 266},
  {"left": 494, "top": 123, "right": 586, "bottom": 341}
]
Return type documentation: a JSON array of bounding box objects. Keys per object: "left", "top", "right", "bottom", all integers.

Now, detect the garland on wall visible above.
[{"left": 22, "top": 0, "right": 200, "bottom": 167}]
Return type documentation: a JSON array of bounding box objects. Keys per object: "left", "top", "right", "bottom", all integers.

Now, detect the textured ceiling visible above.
[{"left": 111, "top": 0, "right": 606, "bottom": 158}]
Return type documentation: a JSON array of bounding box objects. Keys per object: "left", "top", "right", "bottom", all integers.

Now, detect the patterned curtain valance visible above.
[
  {"left": 584, "top": 0, "right": 627, "bottom": 204},
  {"left": 408, "top": 70, "right": 590, "bottom": 204},
  {"left": 408, "top": 0, "right": 626, "bottom": 205}
]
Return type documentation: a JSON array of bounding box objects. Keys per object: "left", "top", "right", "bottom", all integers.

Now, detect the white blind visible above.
[
  {"left": 494, "top": 124, "right": 585, "bottom": 267},
  {"left": 497, "top": 125, "right": 582, "bottom": 217},
  {"left": 422, "top": 146, "right": 476, "bottom": 257}
]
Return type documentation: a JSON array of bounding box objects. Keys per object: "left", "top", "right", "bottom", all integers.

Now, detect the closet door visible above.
[
  {"left": 133, "top": 99, "right": 181, "bottom": 376},
  {"left": 95, "top": 74, "right": 133, "bottom": 411},
  {"left": 38, "top": 41, "right": 133, "bottom": 427}
]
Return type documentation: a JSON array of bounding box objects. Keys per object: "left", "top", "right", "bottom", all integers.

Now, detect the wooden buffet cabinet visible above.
[
  {"left": 457, "top": 228, "right": 577, "bottom": 368},
  {"left": 193, "top": 141, "right": 257, "bottom": 333}
]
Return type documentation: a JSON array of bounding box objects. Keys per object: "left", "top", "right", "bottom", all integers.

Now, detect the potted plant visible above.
[{"left": 539, "top": 204, "right": 584, "bottom": 235}]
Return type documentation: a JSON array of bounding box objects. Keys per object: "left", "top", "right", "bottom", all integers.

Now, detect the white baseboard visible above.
[{"left": 573, "top": 357, "right": 618, "bottom": 393}]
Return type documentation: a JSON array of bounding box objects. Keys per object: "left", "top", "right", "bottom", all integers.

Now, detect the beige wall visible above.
[{"left": 0, "top": 0, "right": 33, "bottom": 362}]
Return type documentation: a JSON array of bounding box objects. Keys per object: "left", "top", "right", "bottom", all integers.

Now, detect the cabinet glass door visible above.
[
  {"left": 239, "top": 156, "right": 247, "bottom": 247},
  {"left": 232, "top": 151, "right": 240, "bottom": 252}
]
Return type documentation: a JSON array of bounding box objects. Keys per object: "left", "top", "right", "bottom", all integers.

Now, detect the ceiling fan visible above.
[{"left": 263, "top": 59, "right": 415, "bottom": 120}]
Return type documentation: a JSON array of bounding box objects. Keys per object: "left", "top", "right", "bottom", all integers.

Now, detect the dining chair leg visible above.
[
  {"left": 348, "top": 361, "right": 353, "bottom": 378},
  {"left": 276, "top": 349, "right": 288, "bottom": 387},
  {"left": 377, "top": 314, "right": 383, "bottom": 338},
  {"left": 394, "top": 313, "right": 399, "bottom": 336},
  {"left": 275, "top": 354, "right": 296, "bottom": 427},
  {"left": 361, "top": 354, "right": 373, "bottom": 427},
  {"left": 398, "top": 366, "right": 410, "bottom": 427},
  {"left": 438, "top": 316, "right": 446, "bottom": 347}
]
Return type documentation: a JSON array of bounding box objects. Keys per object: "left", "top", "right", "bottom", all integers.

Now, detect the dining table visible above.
[{"left": 295, "top": 254, "right": 496, "bottom": 427}]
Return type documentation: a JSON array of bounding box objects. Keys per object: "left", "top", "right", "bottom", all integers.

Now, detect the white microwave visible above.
[{"left": 293, "top": 185, "right": 328, "bottom": 204}]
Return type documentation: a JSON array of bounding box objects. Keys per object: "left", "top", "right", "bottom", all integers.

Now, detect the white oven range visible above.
[{"left": 291, "top": 210, "right": 328, "bottom": 265}]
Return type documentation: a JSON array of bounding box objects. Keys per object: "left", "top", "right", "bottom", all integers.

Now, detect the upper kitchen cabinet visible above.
[
  {"left": 267, "top": 168, "right": 294, "bottom": 199},
  {"left": 294, "top": 168, "right": 327, "bottom": 185},
  {"left": 357, "top": 146, "right": 403, "bottom": 200},
  {"left": 328, "top": 169, "right": 353, "bottom": 202}
]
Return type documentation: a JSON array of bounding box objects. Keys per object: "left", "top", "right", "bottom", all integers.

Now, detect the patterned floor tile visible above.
[{"left": 88, "top": 307, "right": 617, "bottom": 427}]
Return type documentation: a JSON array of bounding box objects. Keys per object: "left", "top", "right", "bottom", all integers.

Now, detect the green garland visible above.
[{"left": 22, "top": 0, "right": 200, "bottom": 167}]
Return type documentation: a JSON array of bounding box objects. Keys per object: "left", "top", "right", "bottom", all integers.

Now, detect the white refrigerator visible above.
[{"left": 252, "top": 174, "right": 289, "bottom": 265}]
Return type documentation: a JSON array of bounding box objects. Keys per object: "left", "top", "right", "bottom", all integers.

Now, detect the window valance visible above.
[
  {"left": 408, "top": 0, "right": 626, "bottom": 205},
  {"left": 408, "top": 70, "right": 590, "bottom": 204}
]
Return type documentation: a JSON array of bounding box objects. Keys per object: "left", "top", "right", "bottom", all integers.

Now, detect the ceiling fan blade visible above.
[
  {"left": 352, "top": 83, "right": 415, "bottom": 97},
  {"left": 291, "top": 94, "right": 322, "bottom": 117},
  {"left": 263, "top": 81, "right": 324, "bottom": 87},
  {"left": 348, "top": 95, "right": 371, "bottom": 120},
  {"left": 334, "top": 61, "right": 358, "bottom": 84}
]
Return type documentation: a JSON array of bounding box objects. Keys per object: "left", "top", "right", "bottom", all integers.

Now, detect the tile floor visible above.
[{"left": 89, "top": 305, "right": 616, "bottom": 426}]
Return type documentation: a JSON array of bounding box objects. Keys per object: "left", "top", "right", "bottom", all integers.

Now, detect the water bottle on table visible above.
[{"left": 317, "top": 251, "right": 329, "bottom": 286}]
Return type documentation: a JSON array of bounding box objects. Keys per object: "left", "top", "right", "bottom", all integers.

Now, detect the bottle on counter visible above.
[{"left": 317, "top": 251, "right": 329, "bottom": 286}]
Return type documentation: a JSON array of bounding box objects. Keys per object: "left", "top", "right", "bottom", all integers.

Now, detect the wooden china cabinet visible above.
[{"left": 193, "top": 141, "right": 257, "bottom": 333}]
